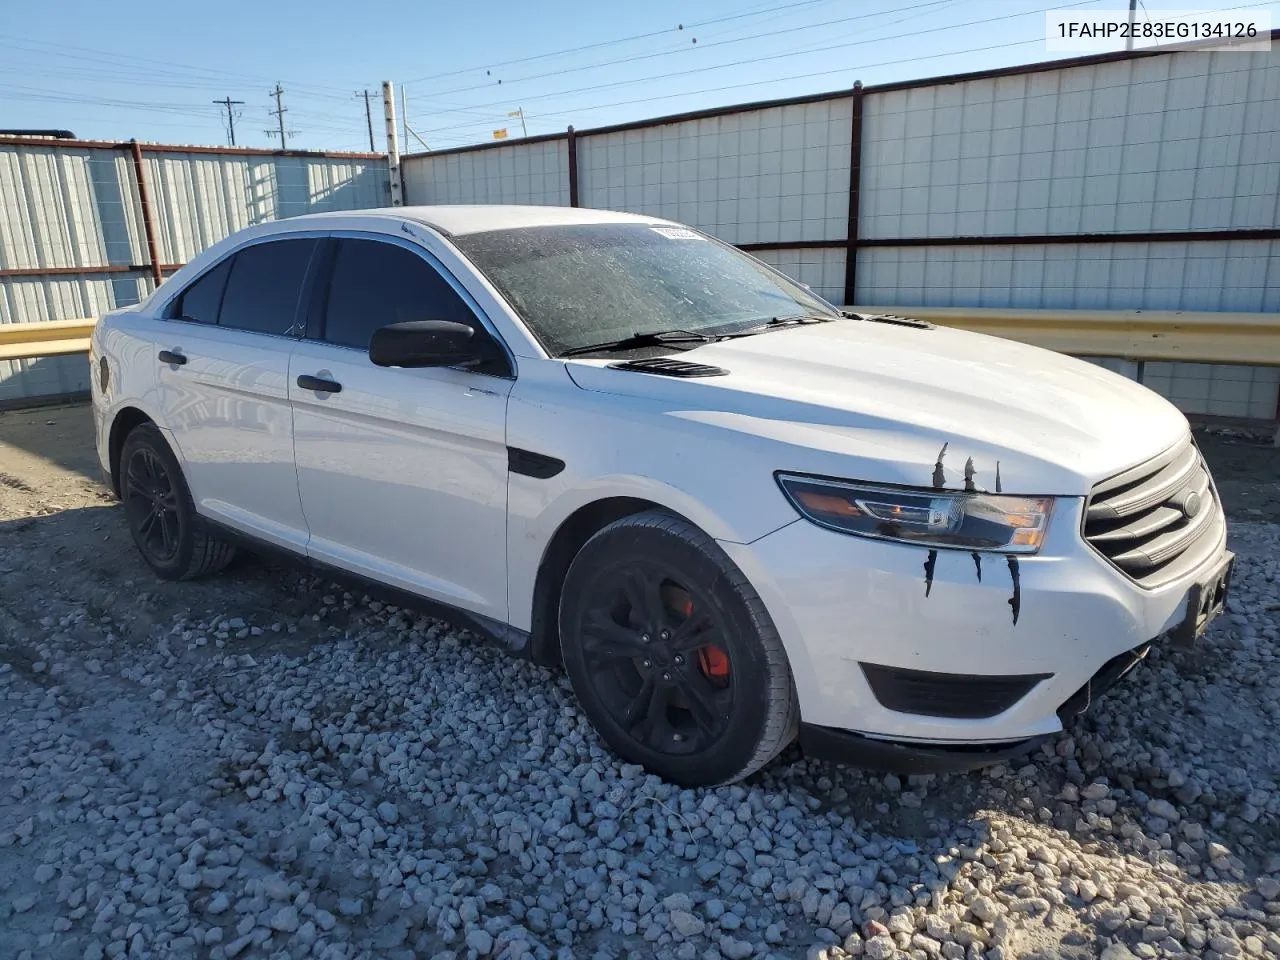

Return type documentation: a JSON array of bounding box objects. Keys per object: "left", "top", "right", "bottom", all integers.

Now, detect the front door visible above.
[
  {"left": 155, "top": 237, "right": 319, "bottom": 550},
  {"left": 289, "top": 235, "right": 513, "bottom": 620}
]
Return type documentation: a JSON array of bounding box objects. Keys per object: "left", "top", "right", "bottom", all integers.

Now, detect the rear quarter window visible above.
[{"left": 171, "top": 259, "right": 232, "bottom": 324}]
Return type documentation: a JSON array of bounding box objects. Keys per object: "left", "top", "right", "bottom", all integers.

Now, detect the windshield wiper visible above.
[
  {"left": 725, "top": 314, "right": 840, "bottom": 336},
  {"left": 559, "top": 329, "right": 716, "bottom": 357},
  {"left": 840, "top": 310, "right": 934, "bottom": 330}
]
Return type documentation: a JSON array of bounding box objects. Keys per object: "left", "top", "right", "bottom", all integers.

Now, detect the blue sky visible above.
[{"left": 2, "top": 0, "right": 1275, "bottom": 152}]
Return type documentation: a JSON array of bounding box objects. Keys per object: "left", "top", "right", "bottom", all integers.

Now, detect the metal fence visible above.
[
  {"left": 0, "top": 137, "right": 389, "bottom": 404},
  {"left": 402, "top": 38, "right": 1280, "bottom": 422}
]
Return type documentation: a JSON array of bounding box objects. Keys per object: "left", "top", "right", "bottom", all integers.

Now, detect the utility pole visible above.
[
  {"left": 268, "top": 83, "right": 288, "bottom": 148},
  {"left": 362, "top": 89, "right": 375, "bottom": 152},
  {"left": 213, "top": 96, "right": 244, "bottom": 146},
  {"left": 382, "top": 81, "right": 403, "bottom": 206},
  {"left": 400, "top": 84, "right": 409, "bottom": 160},
  {"left": 1126, "top": 0, "right": 1137, "bottom": 50}
]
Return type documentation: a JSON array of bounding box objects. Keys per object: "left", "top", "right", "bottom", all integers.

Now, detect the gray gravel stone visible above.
[
  {"left": 377, "top": 801, "right": 399, "bottom": 824},
  {"left": 466, "top": 929, "right": 494, "bottom": 955},
  {"left": 670, "top": 910, "right": 706, "bottom": 937},
  {"left": 3, "top": 498, "right": 1278, "bottom": 960},
  {"left": 864, "top": 935, "right": 895, "bottom": 960},
  {"left": 268, "top": 905, "right": 299, "bottom": 932}
]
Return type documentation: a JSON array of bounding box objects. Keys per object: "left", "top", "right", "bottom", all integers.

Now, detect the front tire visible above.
[
  {"left": 119, "top": 423, "right": 236, "bottom": 580},
  {"left": 559, "top": 511, "right": 799, "bottom": 786}
]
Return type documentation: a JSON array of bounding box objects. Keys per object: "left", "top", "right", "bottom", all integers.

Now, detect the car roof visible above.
[{"left": 292, "top": 204, "right": 673, "bottom": 237}]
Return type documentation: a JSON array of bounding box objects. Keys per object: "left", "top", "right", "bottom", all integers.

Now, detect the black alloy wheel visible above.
[
  {"left": 560, "top": 511, "right": 798, "bottom": 786},
  {"left": 118, "top": 422, "right": 236, "bottom": 580},
  {"left": 123, "top": 444, "right": 182, "bottom": 565},
  {"left": 578, "top": 560, "right": 735, "bottom": 757}
]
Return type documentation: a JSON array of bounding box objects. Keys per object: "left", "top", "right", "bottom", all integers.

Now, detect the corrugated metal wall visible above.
[
  {"left": 857, "top": 51, "right": 1280, "bottom": 313},
  {"left": 860, "top": 54, "right": 1278, "bottom": 240},
  {"left": 402, "top": 138, "right": 569, "bottom": 206},
  {"left": 577, "top": 100, "right": 853, "bottom": 247},
  {"left": 0, "top": 141, "right": 388, "bottom": 404},
  {"left": 145, "top": 152, "right": 389, "bottom": 264},
  {"left": 401, "top": 44, "right": 1280, "bottom": 421}
]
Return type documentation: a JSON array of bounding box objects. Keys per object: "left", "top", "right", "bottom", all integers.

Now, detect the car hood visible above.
[{"left": 563, "top": 319, "right": 1189, "bottom": 495}]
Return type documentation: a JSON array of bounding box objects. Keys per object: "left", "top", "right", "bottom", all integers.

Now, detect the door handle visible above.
[
  {"left": 297, "top": 374, "right": 342, "bottom": 394},
  {"left": 158, "top": 350, "right": 187, "bottom": 366}
]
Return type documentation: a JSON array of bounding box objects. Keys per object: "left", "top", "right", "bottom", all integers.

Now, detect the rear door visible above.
[
  {"left": 156, "top": 236, "right": 320, "bottom": 550},
  {"left": 288, "top": 234, "right": 514, "bottom": 619}
]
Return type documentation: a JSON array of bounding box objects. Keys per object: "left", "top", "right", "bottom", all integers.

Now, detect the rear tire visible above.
[
  {"left": 559, "top": 510, "right": 799, "bottom": 786},
  {"left": 119, "top": 423, "right": 236, "bottom": 580}
]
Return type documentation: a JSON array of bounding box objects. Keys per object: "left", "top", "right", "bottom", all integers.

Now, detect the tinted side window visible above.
[
  {"left": 218, "top": 238, "right": 318, "bottom": 336},
  {"left": 173, "top": 258, "right": 232, "bottom": 324},
  {"left": 322, "top": 239, "right": 477, "bottom": 350}
]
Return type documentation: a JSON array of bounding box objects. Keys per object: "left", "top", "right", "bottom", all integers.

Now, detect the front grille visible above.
[{"left": 1083, "top": 436, "right": 1225, "bottom": 588}]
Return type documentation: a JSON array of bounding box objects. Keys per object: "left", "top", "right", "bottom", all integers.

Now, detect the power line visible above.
[
  {"left": 400, "top": 0, "right": 841, "bottom": 85},
  {"left": 419, "top": 0, "right": 1097, "bottom": 128},
  {"left": 0, "top": 32, "right": 361, "bottom": 100},
  {"left": 0, "top": 85, "right": 224, "bottom": 113},
  {"left": 213, "top": 96, "right": 244, "bottom": 146},
  {"left": 417, "top": 31, "right": 1057, "bottom": 139},
  {"left": 427, "top": 0, "right": 962, "bottom": 100}
]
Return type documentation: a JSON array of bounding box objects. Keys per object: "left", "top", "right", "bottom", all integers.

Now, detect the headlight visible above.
[{"left": 776, "top": 474, "right": 1054, "bottom": 554}]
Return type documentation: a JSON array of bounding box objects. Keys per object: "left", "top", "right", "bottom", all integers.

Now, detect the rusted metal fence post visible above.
[
  {"left": 567, "top": 126, "right": 579, "bottom": 207},
  {"left": 128, "top": 139, "right": 164, "bottom": 290},
  {"left": 843, "top": 81, "right": 864, "bottom": 306}
]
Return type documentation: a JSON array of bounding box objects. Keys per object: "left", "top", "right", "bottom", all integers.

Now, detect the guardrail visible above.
[
  {"left": 2, "top": 307, "right": 1278, "bottom": 367},
  {"left": 0, "top": 319, "right": 98, "bottom": 363},
  {"left": 846, "top": 306, "right": 1280, "bottom": 367}
]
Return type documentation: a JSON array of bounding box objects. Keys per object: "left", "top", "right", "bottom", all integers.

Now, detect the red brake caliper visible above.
[{"left": 685, "top": 598, "right": 730, "bottom": 684}]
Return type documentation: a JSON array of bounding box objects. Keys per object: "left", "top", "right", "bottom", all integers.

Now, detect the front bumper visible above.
[
  {"left": 798, "top": 722, "right": 1049, "bottom": 775},
  {"left": 720, "top": 496, "right": 1229, "bottom": 765}
]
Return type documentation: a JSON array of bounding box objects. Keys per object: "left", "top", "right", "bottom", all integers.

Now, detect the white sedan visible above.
[{"left": 90, "top": 205, "right": 1232, "bottom": 786}]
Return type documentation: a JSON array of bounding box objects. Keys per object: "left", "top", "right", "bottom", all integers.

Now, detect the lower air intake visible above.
[{"left": 859, "top": 663, "right": 1049, "bottom": 719}]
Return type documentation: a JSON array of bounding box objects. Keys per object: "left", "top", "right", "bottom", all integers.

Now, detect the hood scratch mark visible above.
[
  {"left": 923, "top": 550, "right": 937, "bottom": 597},
  {"left": 995, "top": 461, "right": 1002, "bottom": 493},
  {"left": 963, "top": 457, "right": 976, "bottom": 493},
  {"left": 973, "top": 552, "right": 982, "bottom": 582},
  {"left": 1007, "top": 556, "right": 1021, "bottom": 625},
  {"left": 932, "top": 443, "right": 949, "bottom": 489}
]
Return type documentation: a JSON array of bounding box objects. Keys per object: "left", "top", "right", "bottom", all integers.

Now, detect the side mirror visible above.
[{"left": 369, "top": 320, "right": 479, "bottom": 368}]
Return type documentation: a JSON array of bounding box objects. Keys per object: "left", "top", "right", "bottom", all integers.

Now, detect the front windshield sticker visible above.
[{"left": 649, "top": 226, "right": 703, "bottom": 240}]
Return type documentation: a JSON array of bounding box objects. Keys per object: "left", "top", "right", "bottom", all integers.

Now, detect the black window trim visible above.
[
  {"left": 157, "top": 231, "right": 329, "bottom": 341},
  {"left": 309, "top": 230, "right": 518, "bottom": 380}
]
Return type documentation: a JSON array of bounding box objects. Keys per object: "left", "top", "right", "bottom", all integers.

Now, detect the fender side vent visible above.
[{"left": 608, "top": 357, "right": 728, "bottom": 377}]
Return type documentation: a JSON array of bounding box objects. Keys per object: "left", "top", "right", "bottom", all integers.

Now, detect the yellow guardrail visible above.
[
  {"left": 0, "top": 318, "right": 98, "bottom": 363},
  {"left": 2, "top": 308, "right": 1279, "bottom": 366},
  {"left": 847, "top": 305, "right": 1280, "bottom": 366}
]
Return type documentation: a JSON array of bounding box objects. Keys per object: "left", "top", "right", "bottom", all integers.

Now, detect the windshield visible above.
[{"left": 451, "top": 222, "right": 839, "bottom": 356}]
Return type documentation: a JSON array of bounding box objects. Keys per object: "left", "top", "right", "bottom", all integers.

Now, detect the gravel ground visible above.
[{"left": 1, "top": 405, "right": 1278, "bottom": 960}]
